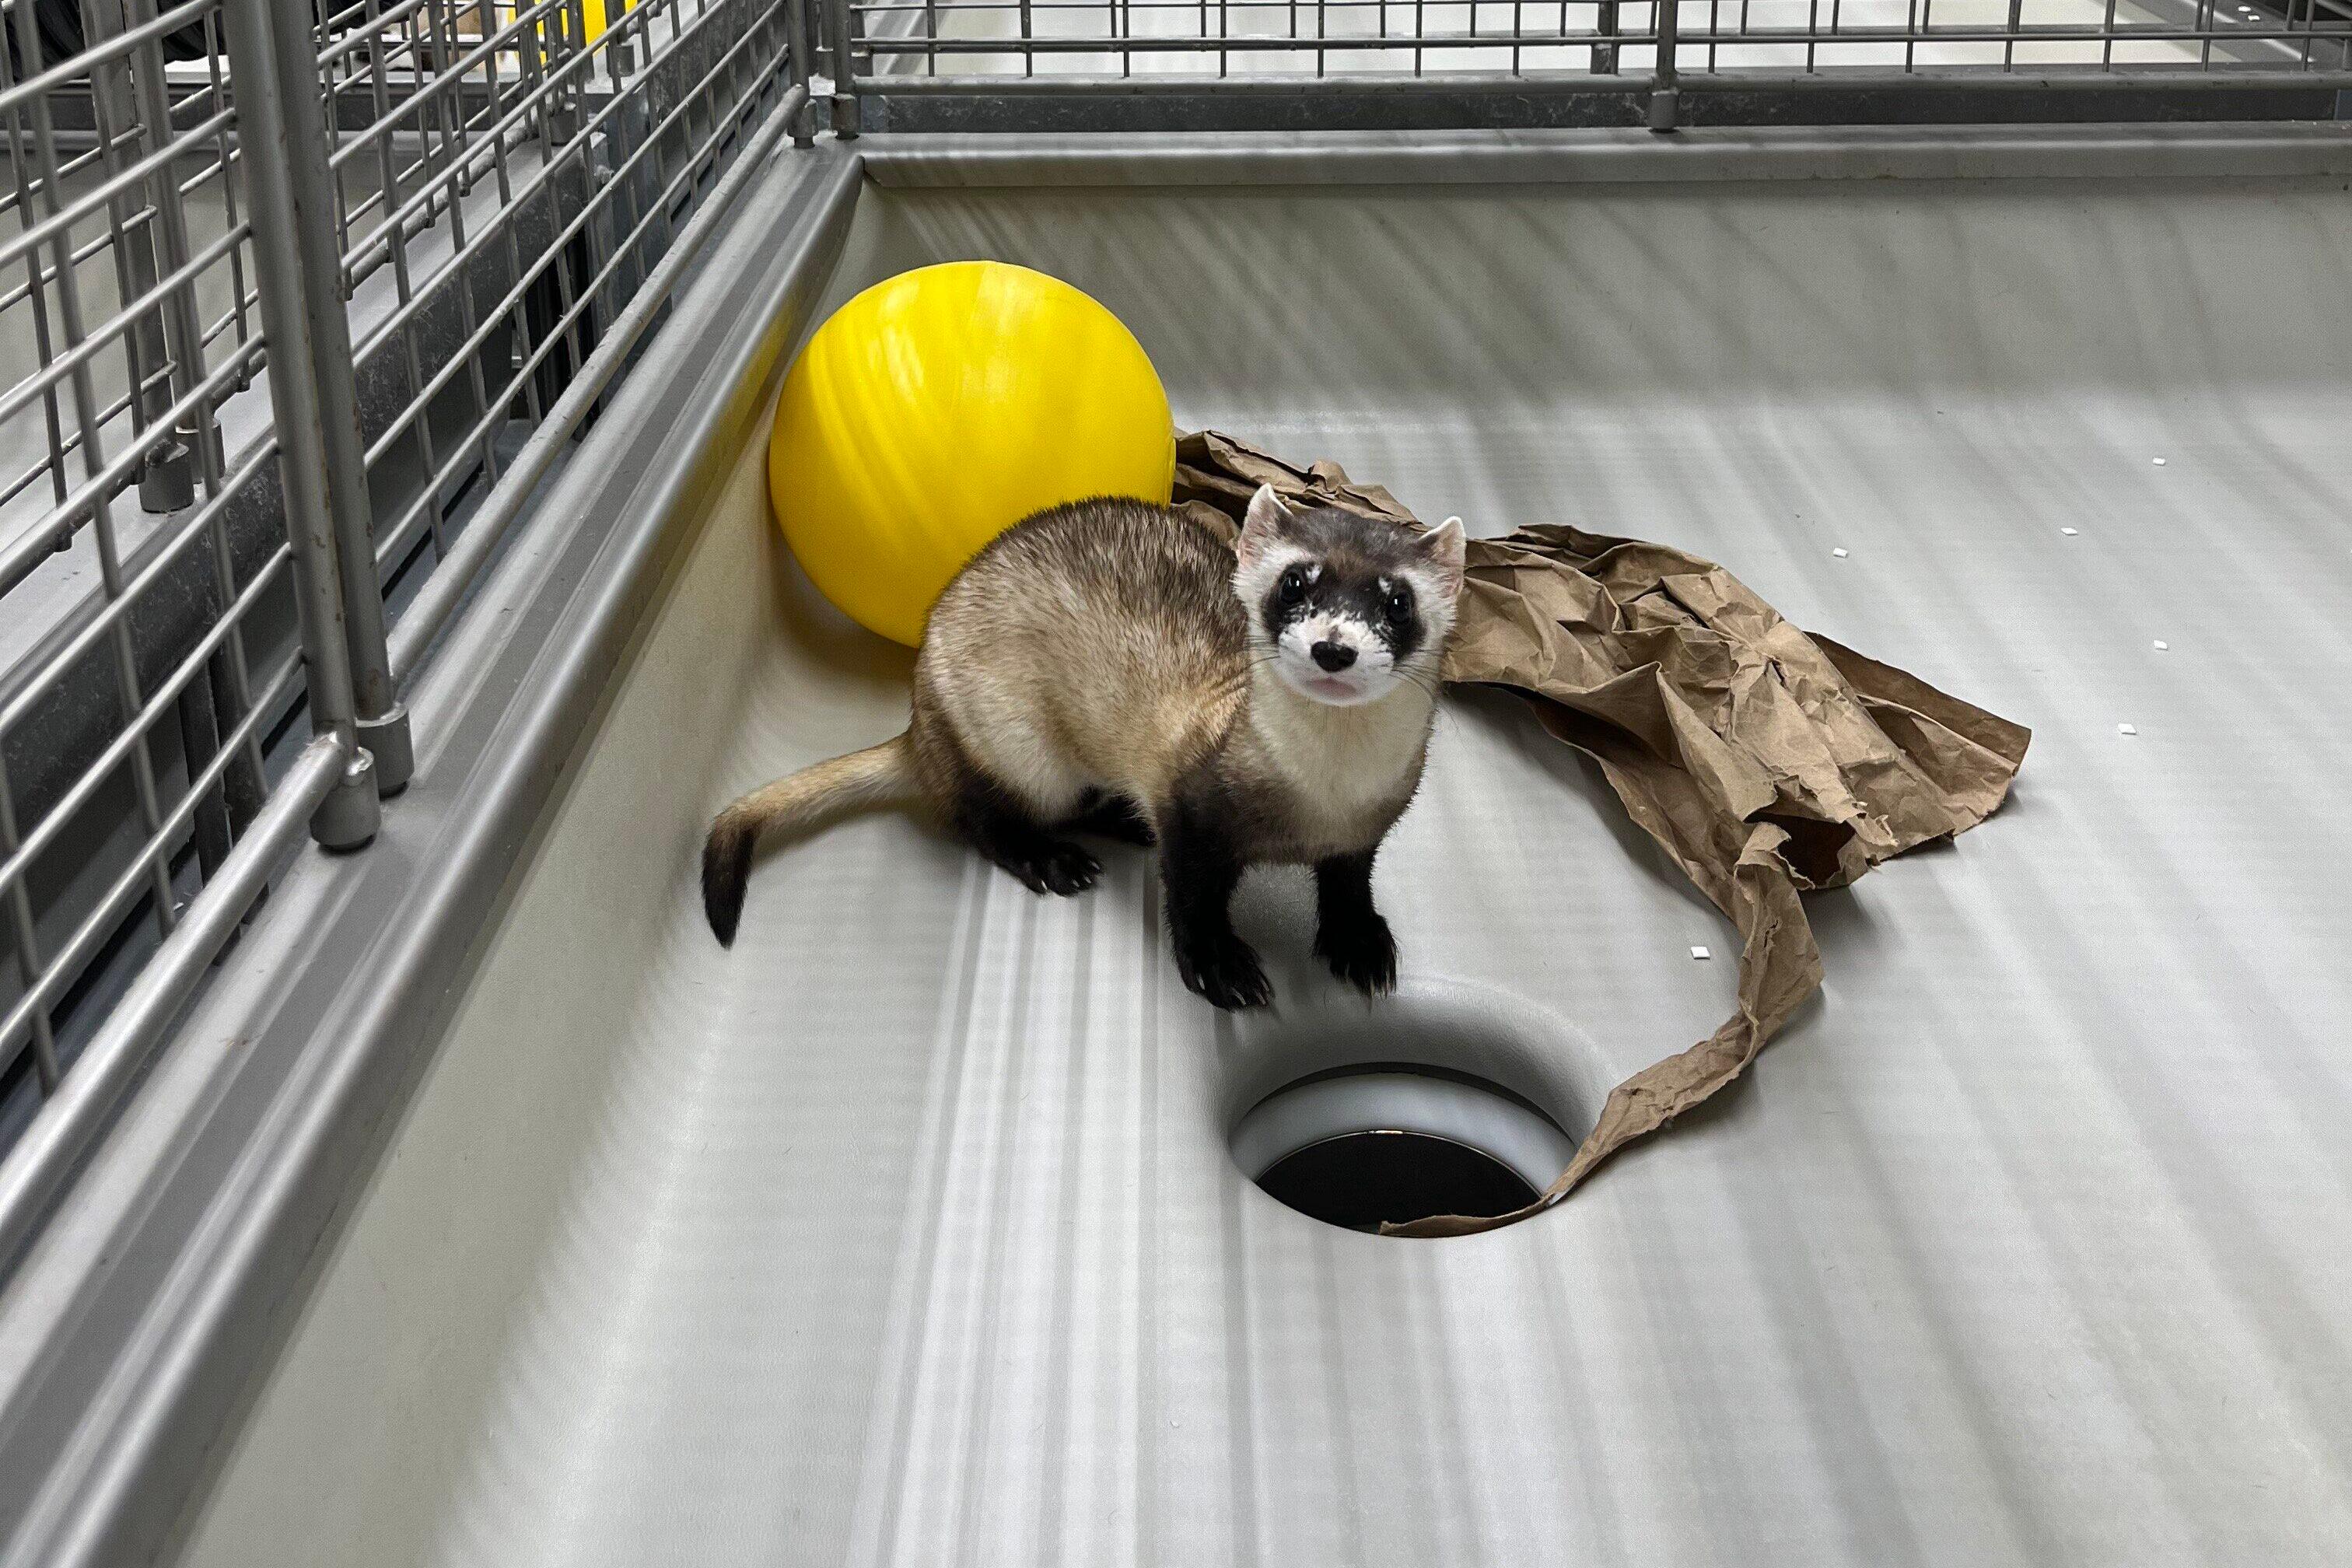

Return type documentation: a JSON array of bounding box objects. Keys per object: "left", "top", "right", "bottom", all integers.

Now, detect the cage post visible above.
[
  {"left": 219, "top": 0, "right": 380, "bottom": 849},
  {"left": 786, "top": 0, "right": 815, "bottom": 145},
  {"left": 803, "top": 0, "right": 824, "bottom": 105},
  {"left": 124, "top": 0, "right": 265, "bottom": 879},
  {"left": 831, "top": 0, "right": 858, "bottom": 138},
  {"left": 78, "top": 0, "right": 197, "bottom": 513},
  {"left": 555, "top": 0, "right": 586, "bottom": 143},
  {"left": 259, "top": 0, "right": 415, "bottom": 794},
  {"left": 1649, "top": 0, "right": 1680, "bottom": 131}
]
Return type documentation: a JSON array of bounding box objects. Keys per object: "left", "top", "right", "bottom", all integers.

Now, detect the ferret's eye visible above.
[
  {"left": 1384, "top": 586, "right": 1416, "bottom": 628},
  {"left": 1277, "top": 567, "right": 1307, "bottom": 607}
]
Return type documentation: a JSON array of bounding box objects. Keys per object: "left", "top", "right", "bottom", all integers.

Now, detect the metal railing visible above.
[
  {"left": 0, "top": 0, "right": 808, "bottom": 1244},
  {"left": 832, "top": 0, "right": 2352, "bottom": 127}
]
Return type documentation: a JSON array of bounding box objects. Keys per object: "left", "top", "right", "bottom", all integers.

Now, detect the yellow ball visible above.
[{"left": 768, "top": 261, "right": 1176, "bottom": 647}]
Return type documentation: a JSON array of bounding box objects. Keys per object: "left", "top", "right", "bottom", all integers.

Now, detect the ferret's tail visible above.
[{"left": 701, "top": 733, "right": 916, "bottom": 946}]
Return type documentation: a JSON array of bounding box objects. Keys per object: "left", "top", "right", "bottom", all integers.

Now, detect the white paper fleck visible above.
[
  {"left": 1690, "top": 945, "right": 1713, "bottom": 961},
  {"left": 2153, "top": 640, "right": 2169, "bottom": 651},
  {"left": 1832, "top": 548, "right": 1850, "bottom": 559},
  {"left": 2151, "top": 457, "right": 2168, "bottom": 466},
  {"left": 2118, "top": 723, "right": 2138, "bottom": 736},
  {"left": 2060, "top": 527, "right": 2079, "bottom": 536}
]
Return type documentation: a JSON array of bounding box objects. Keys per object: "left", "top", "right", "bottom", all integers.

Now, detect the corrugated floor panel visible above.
[{"left": 178, "top": 171, "right": 2352, "bottom": 1566}]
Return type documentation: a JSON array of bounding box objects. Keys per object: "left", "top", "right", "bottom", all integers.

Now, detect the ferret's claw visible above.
[{"left": 1178, "top": 934, "right": 1273, "bottom": 1010}]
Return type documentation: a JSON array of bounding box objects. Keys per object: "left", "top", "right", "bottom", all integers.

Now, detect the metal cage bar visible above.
[
  {"left": 834, "top": 0, "right": 2352, "bottom": 130},
  {"left": 0, "top": 0, "right": 810, "bottom": 1240}
]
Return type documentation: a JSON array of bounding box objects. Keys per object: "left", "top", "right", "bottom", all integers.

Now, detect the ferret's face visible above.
[{"left": 1232, "top": 485, "right": 1468, "bottom": 709}]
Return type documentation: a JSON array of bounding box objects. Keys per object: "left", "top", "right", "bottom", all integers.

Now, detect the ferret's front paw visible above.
[
  {"left": 996, "top": 839, "right": 1101, "bottom": 897},
  {"left": 1176, "top": 933, "right": 1273, "bottom": 1010},
  {"left": 1315, "top": 913, "right": 1398, "bottom": 996}
]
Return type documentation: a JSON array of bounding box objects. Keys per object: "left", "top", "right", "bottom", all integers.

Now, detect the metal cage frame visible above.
[
  {"left": 0, "top": 0, "right": 2345, "bottom": 1283},
  {"left": 828, "top": 0, "right": 2352, "bottom": 128},
  {"left": 1, "top": 4, "right": 2350, "bottom": 1563},
  {"left": 1, "top": 0, "right": 811, "bottom": 1257}
]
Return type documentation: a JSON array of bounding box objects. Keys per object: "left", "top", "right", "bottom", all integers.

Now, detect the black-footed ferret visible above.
[{"left": 701, "top": 484, "right": 1465, "bottom": 1010}]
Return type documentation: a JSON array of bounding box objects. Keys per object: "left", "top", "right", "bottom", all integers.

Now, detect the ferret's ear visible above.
[
  {"left": 1237, "top": 484, "right": 1296, "bottom": 569},
  {"left": 1419, "top": 516, "right": 1467, "bottom": 598}
]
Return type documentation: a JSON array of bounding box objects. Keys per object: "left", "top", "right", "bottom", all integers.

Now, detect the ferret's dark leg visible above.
[
  {"left": 1158, "top": 796, "right": 1269, "bottom": 1010},
  {"left": 953, "top": 778, "right": 1101, "bottom": 897},
  {"left": 1314, "top": 849, "right": 1398, "bottom": 996},
  {"left": 1062, "top": 789, "right": 1156, "bottom": 846}
]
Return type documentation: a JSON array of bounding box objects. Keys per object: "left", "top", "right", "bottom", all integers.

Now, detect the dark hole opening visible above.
[{"left": 1254, "top": 1130, "right": 1540, "bottom": 1234}]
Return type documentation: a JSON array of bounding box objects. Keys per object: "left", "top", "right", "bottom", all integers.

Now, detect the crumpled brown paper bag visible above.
[{"left": 1172, "top": 432, "right": 2030, "bottom": 1237}]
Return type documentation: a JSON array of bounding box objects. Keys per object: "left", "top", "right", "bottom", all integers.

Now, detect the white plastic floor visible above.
[{"left": 178, "top": 170, "right": 2352, "bottom": 1565}]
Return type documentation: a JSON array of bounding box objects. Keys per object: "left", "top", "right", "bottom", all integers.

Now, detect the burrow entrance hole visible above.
[{"left": 1230, "top": 1062, "right": 1579, "bottom": 1235}]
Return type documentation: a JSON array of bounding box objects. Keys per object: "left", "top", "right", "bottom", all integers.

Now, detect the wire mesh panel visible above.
[
  {"left": 0, "top": 0, "right": 806, "bottom": 1222},
  {"left": 0, "top": 0, "right": 297, "bottom": 1117},
  {"left": 311, "top": 0, "right": 805, "bottom": 670},
  {"left": 845, "top": 0, "right": 2352, "bottom": 74},
  {"left": 837, "top": 0, "right": 2352, "bottom": 124}
]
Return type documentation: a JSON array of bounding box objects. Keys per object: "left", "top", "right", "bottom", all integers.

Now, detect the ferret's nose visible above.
[{"left": 1311, "top": 640, "right": 1357, "bottom": 672}]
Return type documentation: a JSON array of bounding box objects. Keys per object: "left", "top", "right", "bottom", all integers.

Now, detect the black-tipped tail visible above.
[
  {"left": 702, "top": 815, "right": 756, "bottom": 947},
  {"left": 698, "top": 734, "right": 915, "bottom": 947}
]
